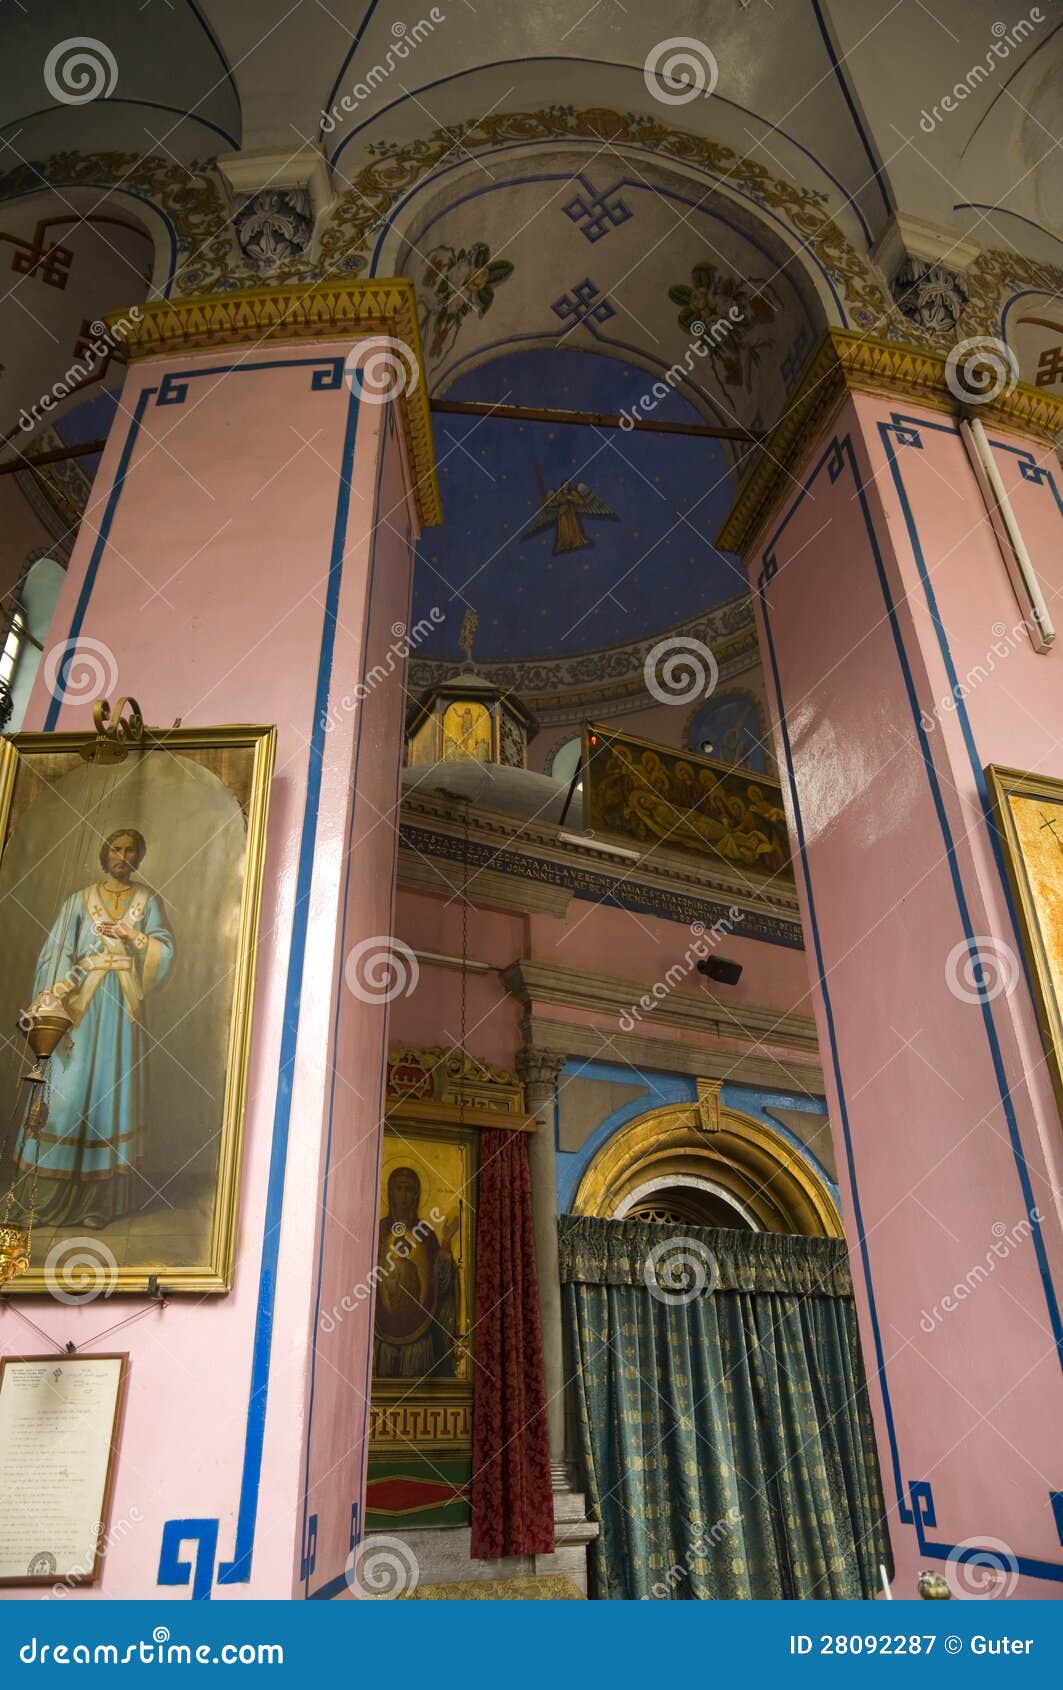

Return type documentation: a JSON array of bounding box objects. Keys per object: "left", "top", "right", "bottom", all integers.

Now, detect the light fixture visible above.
[
  {"left": 697, "top": 957, "right": 743, "bottom": 986},
  {"left": 404, "top": 606, "right": 537, "bottom": 767}
]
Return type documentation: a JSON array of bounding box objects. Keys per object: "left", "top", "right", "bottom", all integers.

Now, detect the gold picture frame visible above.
[
  {"left": 0, "top": 718, "right": 276, "bottom": 1294},
  {"left": 581, "top": 720, "right": 792, "bottom": 876},
  {"left": 986, "top": 763, "right": 1063, "bottom": 1119},
  {"left": 0, "top": 1352, "right": 129, "bottom": 1586},
  {"left": 369, "top": 1120, "right": 478, "bottom": 1455}
]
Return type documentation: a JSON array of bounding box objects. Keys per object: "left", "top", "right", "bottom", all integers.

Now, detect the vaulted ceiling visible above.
[
  {"left": 2, "top": 1, "right": 1060, "bottom": 261},
  {"left": 1, "top": 0, "right": 1060, "bottom": 683}
]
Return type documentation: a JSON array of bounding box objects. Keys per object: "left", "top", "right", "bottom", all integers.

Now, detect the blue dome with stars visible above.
[{"left": 413, "top": 348, "right": 745, "bottom": 664}]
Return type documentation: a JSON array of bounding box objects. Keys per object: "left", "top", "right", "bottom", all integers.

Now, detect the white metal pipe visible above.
[
  {"left": 960, "top": 414, "right": 1054, "bottom": 653},
  {"left": 558, "top": 831, "right": 640, "bottom": 860}
]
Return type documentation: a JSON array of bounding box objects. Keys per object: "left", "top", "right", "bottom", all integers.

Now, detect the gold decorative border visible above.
[
  {"left": 386, "top": 1042, "right": 530, "bottom": 1120},
  {"left": 407, "top": 598, "right": 761, "bottom": 719},
  {"left": 398, "top": 1574, "right": 585, "bottom": 1600},
  {"left": 0, "top": 722, "right": 277, "bottom": 1295},
  {"left": 108, "top": 281, "right": 441, "bottom": 529},
  {"left": 985, "top": 763, "right": 1063, "bottom": 1127},
  {"left": 371, "top": 1116, "right": 477, "bottom": 1442},
  {"left": 718, "top": 327, "right": 1063, "bottom": 558},
  {"left": 571, "top": 1097, "right": 842, "bottom": 1237}
]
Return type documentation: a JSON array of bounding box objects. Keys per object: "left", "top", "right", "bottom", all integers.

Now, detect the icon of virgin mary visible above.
[
  {"left": 373, "top": 1166, "right": 459, "bottom": 1378},
  {"left": 13, "top": 827, "right": 175, "bottom": 1229}
]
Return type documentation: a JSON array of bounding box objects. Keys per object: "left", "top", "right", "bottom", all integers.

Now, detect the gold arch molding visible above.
[{"left": 571, "top": 1085, "right": 842, "bottom": 1238}]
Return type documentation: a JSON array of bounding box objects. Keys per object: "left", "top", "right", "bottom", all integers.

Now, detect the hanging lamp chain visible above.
[{"left": 458, "top": 797, "right": 470, "bottom": 1126}]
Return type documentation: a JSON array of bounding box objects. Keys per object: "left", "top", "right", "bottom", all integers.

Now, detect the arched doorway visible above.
[{"left": 570, "top": 1093, "right": 843, "bottom": 1237}]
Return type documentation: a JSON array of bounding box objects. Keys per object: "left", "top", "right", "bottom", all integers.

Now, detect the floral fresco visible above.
[
  {"left": 669, "top": 261, "right": 778, "bottom": 390},
  {"left": 419, "top": 240, "right": 514, "bottom": 360}
]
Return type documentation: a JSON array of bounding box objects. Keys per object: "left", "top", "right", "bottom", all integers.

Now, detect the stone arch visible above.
[
  {"left": 0, "top": 553, "right": 65, "bottom": 731},
  {"left": 318, "top": 106, "right": 888, "bottom": 344},
  {"left": 571, "top": 1096, "right": 843, "bottom": 1238},
  {"left": 0, "top": 154, "right": 231, "bottom": 300},
  {"left": 0, "top": 183, "right": 159, "bottom": 450}
]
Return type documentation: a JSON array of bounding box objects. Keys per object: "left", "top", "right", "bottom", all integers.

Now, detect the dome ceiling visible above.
[
  {"left": 414, "top": 347, "right": 744, "bottom": 664},
  {"left": 2, "top": 0, "right": 1060, "bottom": 650}
]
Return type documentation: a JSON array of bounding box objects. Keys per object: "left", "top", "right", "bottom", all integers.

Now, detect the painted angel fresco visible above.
[{"left": 520, "top": 478, "right": 620, "bottom": 555}]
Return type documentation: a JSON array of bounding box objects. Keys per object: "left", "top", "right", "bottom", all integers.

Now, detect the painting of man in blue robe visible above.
[{"left": 14, "top": 827, "right": 175, "bottom": 1230}]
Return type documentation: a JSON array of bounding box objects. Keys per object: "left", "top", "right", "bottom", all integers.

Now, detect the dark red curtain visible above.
[{"left": 470, "top": 1127, "right": 555, "bottom": 1557}]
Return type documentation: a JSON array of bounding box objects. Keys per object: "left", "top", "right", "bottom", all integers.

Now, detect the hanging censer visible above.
[{"left": 0, "top": 1002, "right": 68, "bottom": 1285}]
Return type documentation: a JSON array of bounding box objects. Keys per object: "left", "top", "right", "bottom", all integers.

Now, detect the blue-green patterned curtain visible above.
[{"left": 560, "top": 1217, "right": 892, "bottom": 1600}]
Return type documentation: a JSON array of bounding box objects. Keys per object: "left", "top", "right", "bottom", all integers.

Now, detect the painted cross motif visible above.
[
  {"left": 0, "top": 219, "right": 73, "bottom": 289},
  {"left": 1038, "top": 811, "right": 1063, "bottom": 853},
  {"left": 562, "top": 184, "right": 633, "bottom": 243},
  {"left": 1036, "top": 345, "right": 1063, "bottom": 388},
  {"left": 551, "top": 278, "right": 615, "bottom": 328}
]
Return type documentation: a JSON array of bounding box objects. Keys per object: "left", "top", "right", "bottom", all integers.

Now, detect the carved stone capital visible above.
[
  {"left": 515, "top": 1045, "right": 566, "bottom": 1099},
  {"left": 870, "top": 213, "right": 980, "bottom": 283},
  {"left": 890, "top": 257, "right": 968, "bottom": 335},
  {"left": 217, "top": 144, "right": 334, "bottom": 223},
  {"left": 232, "top": 187, "right": 314, "bottom": 271}
]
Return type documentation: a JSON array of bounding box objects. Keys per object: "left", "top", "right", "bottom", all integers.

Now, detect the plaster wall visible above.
[
  {"left": 0, "top": 339, "right": 418, "bottom": 1601},
  {"left": 750, "top": 388, "right": 1063, "bottom": 1597}
]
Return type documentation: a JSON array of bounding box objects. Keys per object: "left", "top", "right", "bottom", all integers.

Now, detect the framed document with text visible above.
[{"left": 0, "top": 1353, "right": 128, "bottom": 1586}]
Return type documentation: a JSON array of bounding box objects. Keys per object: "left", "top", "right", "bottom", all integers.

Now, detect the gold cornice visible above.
[
  {"left": 718, "top": 327, "right": 1063, "bottom": 559},
  {"left": 107, "top": 280, "right": 440, "bottom": 528}
]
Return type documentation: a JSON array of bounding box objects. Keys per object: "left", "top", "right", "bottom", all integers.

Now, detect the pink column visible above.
[
  {"left": 1, "top": 286, "right": 436, "bottom": 1600},
  {"left": 723, "top": 342, "right": 1063, "bottom": 1598}
]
